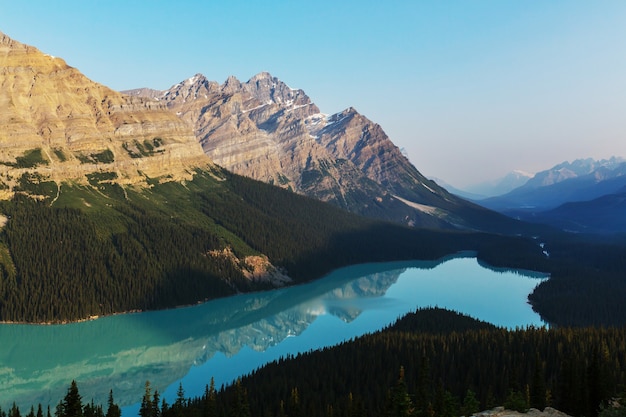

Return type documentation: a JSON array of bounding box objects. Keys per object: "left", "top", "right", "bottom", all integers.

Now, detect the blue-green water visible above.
[{"left": 0, "top": 255, "right": 548, "bottom": 414}]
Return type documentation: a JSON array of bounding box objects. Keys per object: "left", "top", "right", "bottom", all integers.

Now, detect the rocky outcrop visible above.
[
  {"left": 474, "top": 407, "right": 572, "bottom": 417},
  {"left": 0, "top": 31, "right": 211, "bottom": 197}
]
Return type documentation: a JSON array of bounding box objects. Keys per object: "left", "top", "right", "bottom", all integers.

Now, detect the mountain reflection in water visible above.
[{"left": 0, "top": 255, "right": 547, "bottom": 412}]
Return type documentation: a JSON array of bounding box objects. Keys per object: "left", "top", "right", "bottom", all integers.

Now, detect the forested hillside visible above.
[
  {"left": 0, "top": 167, "right": 540, "bottom": 323},
  {"left": 176, "top": 308, "right": 626, "bottom": 417},
  {"left": 0, "top": 166, "right": 625, "bottom": 326}
]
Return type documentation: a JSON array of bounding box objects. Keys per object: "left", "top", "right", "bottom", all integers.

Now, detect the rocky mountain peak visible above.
[
  {"left": 161, "top": 73, "right": 219, "bottom": 103},
  {"left": 242, "top": 72, "right": 312, "bottom": 110},
  {"left": 222, "top": 75, "right": 243, "bottom": 94},
  {"left": 248, "top": 71, "right": 273, "bottom": 82},
  {"left": 525, "top": 157, "right": 626, "bottom": 189}
]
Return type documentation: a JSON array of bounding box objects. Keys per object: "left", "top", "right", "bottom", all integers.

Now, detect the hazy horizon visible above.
[{"left": 3, "top": 1, "right": 625, "bottom": 187}]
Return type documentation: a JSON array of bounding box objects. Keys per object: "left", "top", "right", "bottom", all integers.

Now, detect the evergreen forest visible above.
[
  {"left": 0, "top": 168, "right": 625, "bottom": 326},
  {"left": 0, "top": 167, "right": 540, "bottom": 323}
]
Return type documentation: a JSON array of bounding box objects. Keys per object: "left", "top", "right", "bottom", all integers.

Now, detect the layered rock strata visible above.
[{"left": 0, "top": 31, "right": 211, "bottom": 198}]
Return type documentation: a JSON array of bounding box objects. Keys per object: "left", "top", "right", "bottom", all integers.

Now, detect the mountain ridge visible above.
[
  {"left": 459, "top": 170, "right": 534, "bottom": 198},
  {"left": 479, "top": 157, "right": 626, "bottom": 212},
  {"left": 526, "top": 189, "right": 626, "bottom": 234},
  {"left": 125, "top": 72, "right": 526, "bottom": 233}
]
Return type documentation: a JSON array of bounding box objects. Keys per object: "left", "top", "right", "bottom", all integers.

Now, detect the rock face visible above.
[
  {"left": 0, "top": 31, "right": 210, "bottom": 197},
  {"left": 126, "top": 72, "right": 493, "bottom": 228},
  {"left": 474, "top": 407, "right": 572, "bottom": 417}
]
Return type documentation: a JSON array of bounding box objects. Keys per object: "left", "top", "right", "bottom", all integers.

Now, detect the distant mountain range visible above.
[
  {"left": 433, "top": 170, "right": 533, "bottom": 200},
  {"left": 475, "top": 157, "right": 626, "bottom": 234},
  {"left": 452, "top": 170, "right": 534, "bottom": 199},
  {"left": 124, "top": 73, "right": 522, "bottom": 233}
]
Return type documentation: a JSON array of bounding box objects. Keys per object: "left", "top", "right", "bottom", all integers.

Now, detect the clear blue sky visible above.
[{"left": 2, "top": 0, "right": 626, "bottom": 187}]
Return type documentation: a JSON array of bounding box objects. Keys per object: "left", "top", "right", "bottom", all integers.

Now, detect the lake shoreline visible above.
[{"left": 0, "top": 250, "right": 549, "bottom": 327}]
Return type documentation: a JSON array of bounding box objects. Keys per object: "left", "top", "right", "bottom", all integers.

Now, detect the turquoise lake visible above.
[{"left": 0, "top": 254, "right": 548, "bottom": 414}]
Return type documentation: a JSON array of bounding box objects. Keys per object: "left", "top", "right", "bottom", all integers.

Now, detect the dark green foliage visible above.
[
  {"left": 122, "top": 141, "right": 142, "bottom": 158},
  {"left": 0, "top": 168, "right": 482, "bottom": 322},
  {"left": 599, "top": 387, "right": 626, "bottom": 417},
  {"left": 530, "top": 354, "right": 547, "bottom": 410},
  {"left": 75, "top": 149, "right": 115, "bottom": 164},
  {"left": 461, "top": 390, "right": 481, "bottom": 417},
  {"left": 10, "top": 382, "right": 119, "bottom": 417},
  {"left": 2, "top": 165, "right": 547, "bottom": 323},
  {"left": 104, "top": 391, "right": 119, "bottom": 417},
  {"left": 14, "top": 149, "right": 48, "bottom": 168},
  {"left": 198, "top": 171, "right": 507, "bottom": 283},
  {"left": 14, "top": 173, "right": 58, "bottom": 198},
  {"left": 2, "top": 165, "right": 626, "bottom": 328},
  {"left": 202, "top": 379, "right": 217, "bottom": 417},
  {"left": 62, "top": 381, "right": 83, "bottom": 417},
  {"left": 0, "top": 194, "right": 237, "bottom": 322},
  {"left": 75, "top": 154, "right": 93, "bottom": 164},
  {"left": 386, "top": 367, "right": 414, "bottom": 417},
  {"left": 53, "top": 149, "right": 67, "bottom": 162},
  {"left": 122, "top": 140, "right": 164, "bottom": 158},
  {"left": 139, "top": 382, "right": 155, "bottom": 417},
  {"left": 85, "top": 172, "right": 117, "bottom": 186},
  {"left": 390, "top": 307, "right": 497, "bottom": 334},
  {"left": 90, "top": 150, "right": 115, "bottom": 164},
  {"left": 503, "top": 390, "right": 528, "bottom": 413},
  {"left": 175, "top": 308, "right": 626, "bottom": 417},
  {"left": 522, "top": 233, "right": 626, "bottom": 327}
]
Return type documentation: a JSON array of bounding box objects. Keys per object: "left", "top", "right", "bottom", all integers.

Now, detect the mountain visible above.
[
  {"left": 478, "top": 157, "right": 626, "bottom": 212},
  {"left": 519, "top": 188, "right": 626, "bottom": 234},
  {"left": 124, "top": 73, "right": 524, "bottom": 233},
  {"left": 524, "top": 157, "right": 624, "bottom": 189},
  {"left": 461, "top": 170, "right": 534, "bottom": 198},
  {"left": 0, "top": 31, "right": 210, "bottom": 195},
  {"left": 1, "top": 31, "right": 544, "bottom": 324},
  {"left": 429, "top": 177, "right": 485, "bottom": 200}
]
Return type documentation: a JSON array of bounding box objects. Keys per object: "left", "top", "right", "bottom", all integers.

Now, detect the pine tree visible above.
[
  {"left": 9, "top": 403, "right": 20, "bottom": 417},
  {"left": 63, "top": 381, "right": 83, "bottom": 417},
  {"left": 54, "top": 401, "right": 64, "bottom": 417},
  {"left": 172, "top": 383, "right": 185, "bottom": 417},
  {"left": 203, "top": 379, "right": 217, "bottom": 417},
  {"left": 530, "top": 355, "right": 547, "bottom": 410},
  {"left": 105, "top": 391, "right": 120, "bottom": 417},
  {"left": 139, "top": 382, "right": 152, "bottom": 417},
  {"left": 151, "top": 390, "right": 160, "bottom": 417},
  {"left": 387, "top": 366, "right": 414, "bottom": 417},
  {"left": 288, "top": 387, "right": 302, "bottom": 417},
  {"left": 230, "top": 378, "right": 251, "bottom": 417},
  {"left": 461, "top": 390, "right": 480, "bottom": 417}
]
